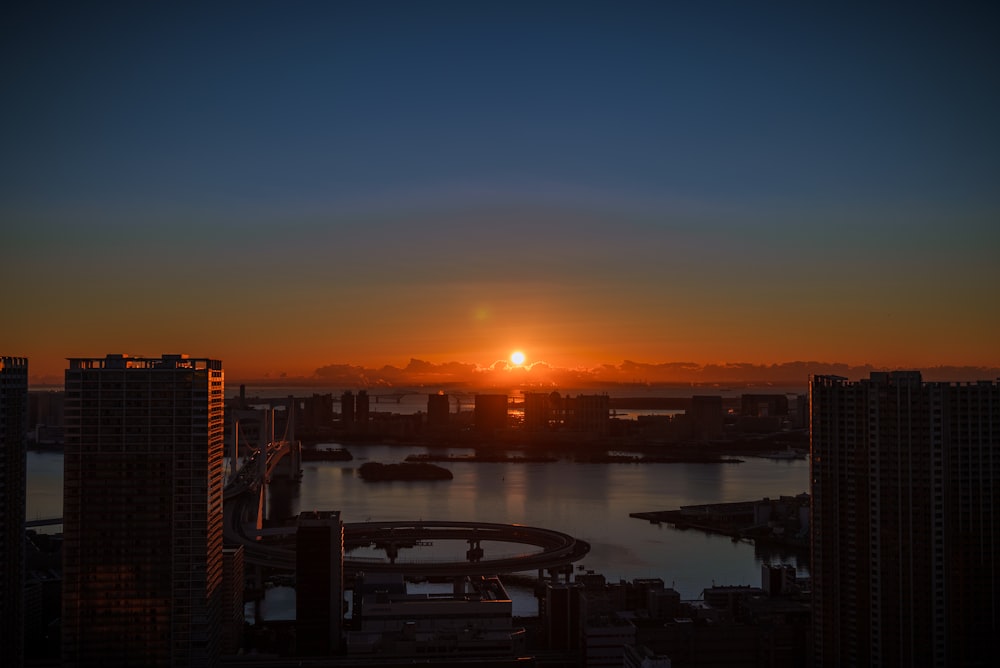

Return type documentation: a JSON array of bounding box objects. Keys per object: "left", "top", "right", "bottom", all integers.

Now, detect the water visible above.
[
  {"left": 25, "top": 450, "right": 63, "bottom": 530},
  {"left": 26, "top": 445, "right": 810, "bottom": 617},
  {"left": 272, "top": 445, "right": 809, "bottom": 598}
]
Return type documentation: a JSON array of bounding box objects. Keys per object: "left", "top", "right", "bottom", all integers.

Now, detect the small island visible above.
[{"left": 357, "top": 461, "right": 453, "bottom": 482}]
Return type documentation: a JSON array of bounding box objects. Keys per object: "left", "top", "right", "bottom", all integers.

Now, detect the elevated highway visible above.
[
  {"left": 341, "top": 520, "right": 590, "bottom": 576},
  {"left": 224, "top": 446, "right": 589, "bottom": 576}
]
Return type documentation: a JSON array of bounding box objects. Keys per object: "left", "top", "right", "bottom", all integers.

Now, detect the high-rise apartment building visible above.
[
  {"left": 296, "top": 510, "right": 344, "bottom": 656},
  {"left": 810, "top": 372, "right": 999, "bottom": 667},
  {"left": 1, "top": 356, "right": 28, "bottom": 668},
  {"left": 63, "top": 354, "right": 225, "bottom": 667}
]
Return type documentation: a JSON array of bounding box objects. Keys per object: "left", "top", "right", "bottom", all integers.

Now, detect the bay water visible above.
[{"left": 26, "top": 443, "right": 810, "bottom": 618}]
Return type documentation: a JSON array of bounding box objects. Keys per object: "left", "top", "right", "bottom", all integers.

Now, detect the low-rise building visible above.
[
  {"left": 585, "top": 614, "right": 637, "bottom": 667},
  {"left": 348, "top": 575, "right": 525, "bottom": 658},
  {"left": 624, "top": 644, "right": 672, "bottom": 668}
]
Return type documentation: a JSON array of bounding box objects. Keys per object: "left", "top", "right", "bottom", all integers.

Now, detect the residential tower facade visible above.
[
  {"left": 1, "top": 356, "right": 28, "bottom": 667},
  {"left": 810, "top": 372, "right": 999, "bottom": 667},
  {"left": 63, "top": 354, "right": 225, "bottom": 666}
]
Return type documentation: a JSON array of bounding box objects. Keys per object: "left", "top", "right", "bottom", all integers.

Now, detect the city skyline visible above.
[
  {"left": 16, "top": 353, "right": 1000, "bottom": 390},
  {"left": 4, "top": 2, "right": 999, "bottom": 383}
]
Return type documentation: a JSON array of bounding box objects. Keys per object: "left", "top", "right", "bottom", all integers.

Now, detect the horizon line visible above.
[{"left": 23, "top": 358, "right": 1000, "bottom": 388}]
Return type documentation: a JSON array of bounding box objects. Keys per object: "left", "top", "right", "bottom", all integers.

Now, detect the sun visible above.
[{"left": 510, "top": 351, "right": 526, "bottom": 366}]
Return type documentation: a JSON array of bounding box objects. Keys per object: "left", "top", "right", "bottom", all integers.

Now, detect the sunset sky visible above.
[{"left": 3, "top": 2, "right": 999, "bottom": 384}]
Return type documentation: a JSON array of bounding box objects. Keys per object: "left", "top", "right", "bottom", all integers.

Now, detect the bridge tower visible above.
[{"left": 271, "top": 440, "right": 301, "bottom": 480}]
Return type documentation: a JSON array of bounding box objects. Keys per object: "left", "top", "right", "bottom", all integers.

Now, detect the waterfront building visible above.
[
  {"left": 427, "top": 392, "right": 450, "bottom": 428},
  {"left": 340, "top": 390, "right": 370, "bottom": 434},
  {"left": 689, "top": 395, "right": 723, "bottom": 440},
  {"left": 474, "top": 394, "right": 509, "bottom": 432},
  {"left": 572, "top": 393, "right": 611, "bottom": 436},
  {"left": 356, "top": 389, "right": 370, "bottom": 432},
  {"left": 521, "top": 392, "right": 610, "bottom": 436},
  {"left": 62, "top": 354, "right": 225, "bottom": 667},
  {"left": 810, "top": 372, "right": 1000, "bottom": 667},
  {"left": 792, "top": 394, "right": 808, "bottom": 429},
  {"left": 1, "top": 356, "right": 28, "bottom": 668},
  {"left": 740, "top": 393, "right": 789, "bottom": 417},
  {"left": 296, "top": 510, "right": 344, "bottom": 656},
  {"left": 647, "top": 587, "right": 682, "bottom": 621},
  {"left": 522, "top": 391, "right": 552, "bottom": 430},
  {"left": 295, "top": 393, "right": 335, "bottom": 437},
  {"left": 340, "top": 390, "right": 355, "bottom": 430}
]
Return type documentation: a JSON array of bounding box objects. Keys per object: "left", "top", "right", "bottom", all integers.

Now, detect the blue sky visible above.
[{"left": 3, "top": 1, "right": 999, "bottom": 380}]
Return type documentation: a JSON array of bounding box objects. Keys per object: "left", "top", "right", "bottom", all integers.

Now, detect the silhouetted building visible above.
[
  {"left": 299, "top": 393, "right": 334, "bottom": 432},
  {"left": 624, "top": 644, "right": 672, "bottom": 668},
  {"left": 543, "top": 582, "right": 583, "bottom": 652},
  {"left": 221, "top": 546, "right": 245, "bottom": 655},
  {"left": 348, "top": 574, "right": 523, "bottom": 657},
  {"left": 475, "top": 394, "right": 509, "bottom": 433},
  {"left": 741, "top": 393, "right": 789, "bottom": 417},
  {"left": 647, "top": 587, "right": 682, "bottom": 621},
  {"left": 811, "top": 372, "right": 1000, "bottom": 667},
  {"left": 340, "top": 391, "right": 355, "bottom": 430},
  {"left": 761, "top": 563, "right": 796, "bottom": 597},
  {"left": 296, "top": 510, "right": 344, "bottom": 656},
  {"left": 689, "top": 395, "right": 723, "bottom": 440},
  {"left": 340, "top": 390, "right": 371, "bottom": 434},
  {"left": 571, "top": 394, "right": 610, "bottom": 435},
  {"left": 522, "top": 392, "right": 552, "bottom": 431},
  {"left": 522, "top": 392, "right": 610, "bottom": 436},
  {"left": 584, "top": 614, "right": 636, "bottom": 667},
  {"left": 1, "top": 356, "right": 28, "bottom": 668},
  {"left": 28, "top": 389, "right": 64, "bottom": 444},
  {"left": 63, "top": 354, "right": 225, "bottom": 667},
  {"left": 427, "top": 392, "right": 450, "bottom": 428},
  {"left": 24, "top": 565, "right": 61, "bottom": 661},
  {"left": 702, "top": 585, "right": 763, "bottom": 623},
  {"left": 792, "top": 394, "right": 808, "bottom": 429},
  {"left": 356, "top": 390, "right": 370, "bottom": 432}
]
